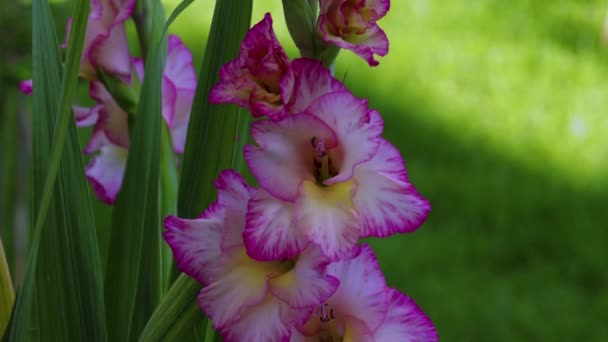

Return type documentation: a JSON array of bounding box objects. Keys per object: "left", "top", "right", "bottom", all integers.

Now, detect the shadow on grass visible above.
[{"left": 348, "top": 81, "right": 608, "bottom": 341}]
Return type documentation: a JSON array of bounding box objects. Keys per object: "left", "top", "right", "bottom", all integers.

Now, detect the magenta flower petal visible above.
[
  {"left": 353, "top": 139, "right": 431, "bottom": 237},
  {"left": 163, "top": 35, "right": 196, "bottom": 153},
  {"left": 85, "top": 142, "right": 128, "bottom": 204},
  {"left": 281, "top": 59, "right": 347, "bottom": 115},
  {"left": 163, "top": 206, "right": 223, "bottom": 284},
  {"left": 217, "top": 296, "right": 294, "bottom": 342},
  {"left": 209, "top": 13, "right": 290, "bottom": 119},
  {"left": 268, "top": 247, "right": 339, "bottom": 309},
  {"left": 88, "top": 81, "right": 130, "bottom": 148},
  {"left": 68, "top": 0, "right": 135, "bottom": 78},
  {"left": 198, "top": 248, "right": 273, "bottom": 329},
  {"left": 244, "top": 113, "right": 338, "bottom": 201},
  {"left": 244, "top": 189, "right": 309, "bottom": 261},
  {"left": 373, "top": 288, "right": 438, "bottom": 341},
  {"left": 19, "top": 79, "right": 33, "bottom": 95}
]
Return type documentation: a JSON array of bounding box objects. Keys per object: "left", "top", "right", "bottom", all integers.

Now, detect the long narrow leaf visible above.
[
  {"left": 103, "top": 0, "right": 165, "bottom": 338},
  {"left": 0, "top": 236, "right": 14, "bottom": 336},
  {"left": 139, "top": 0, "right": 253, "bottom": 339},
  {"left": 8, "top": 0, "right": 107, "bottom": 339}
]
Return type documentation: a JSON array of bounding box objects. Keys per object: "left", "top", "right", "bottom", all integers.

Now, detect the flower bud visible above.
[{"left": 281, "top": 0, "right": 319, "bottom": 58}]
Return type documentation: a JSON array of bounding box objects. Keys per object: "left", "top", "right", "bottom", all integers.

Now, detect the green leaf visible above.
[
  {"left": 139, "top": 0, "right": 253, "bottom": 339},
  {"left": 8, "top": 0, "right": 107, "bottom": 339},
  {"left": 0, "top": 236, "right": 14, "bottom": 337},
  {"left": 102, "top": 0, "right": 165, "bottom": 339}
]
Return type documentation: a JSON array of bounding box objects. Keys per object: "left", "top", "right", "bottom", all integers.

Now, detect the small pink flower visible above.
[
  {"left": 291, "top": 244, "right": 438, "bottom": 341},
  {"left": 244, "top": 91, "right": 429, "bottom": 260},
  {"left": 77, "top": 35, "right": 195, "bottom": 204},
  {"left": 19, "top": 80, "right": 33, "bottom": 95},
  {"left": 164, "top": 171, "right": 339, "bottom": 341},
  {"left": 318, "top": 0, "right": 390, "bottom": 66},
  {"left": 63, "top": 0, "right": 135, "bottom": 79},
  {"left": 209, "top": 13, "right": 290, "bottom": 119}
]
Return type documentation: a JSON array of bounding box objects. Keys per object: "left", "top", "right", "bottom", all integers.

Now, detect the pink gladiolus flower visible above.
[
  {"left": 19, "top": 80, "right": 33, "bottom": 95},
  {"left": 78, "top": 35, "right": 196, "bottom": 204},
  {"left": 318, "top": 0, "right": 390, "bottom": 66},
  {"left": 244, "top": 91, "right": 430, "bottom": 260},
  {"left": 63, "top": 0, "right": 135, "bottom": 79},
  {"left": 291, "top": 244, "right": 438, "bottom": 341},
  {"left": 209, "top": 13, "right": 291, "bottom": 119},
  {"left": 164, "top": 170, "right": 340, "bottom": 341}
]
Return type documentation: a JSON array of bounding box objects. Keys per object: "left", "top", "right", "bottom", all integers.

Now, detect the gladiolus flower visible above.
[
  {"left": 318, "top": 0, "right": 390, "bottom": 66},
  {"left": 291, "top": 244, "right": 438, "bottom": 341},
  {"left": 164, "top": 170, "right": 340, "bottom": 341},
  {"left": 77, "top": 35, "right": 195, "bottom": 204},
  {"left": 244, "top": 91, "right": 430, "bottom": 260}
]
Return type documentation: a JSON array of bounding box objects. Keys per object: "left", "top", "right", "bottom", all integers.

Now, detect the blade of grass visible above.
[
  {"left": 103, "top": 0, "right": 165, "bottom": 338},
  {"left": 8, "top": 0, "right": 107, "bottom": 339},
  {"left": 0, "top": 236, "right": 14, "bottom": 336},
  {"left": 0, "top": 91, "right": 18, "bottom": 283},
  {"left": 139, "top": 0, "right": 253, "bottom": 340}
]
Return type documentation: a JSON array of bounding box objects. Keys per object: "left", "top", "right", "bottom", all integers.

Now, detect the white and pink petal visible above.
[
  {"left": 268, "top": 247, "right": 339, "bottom": 309},
  {"left": 163, "top": 205, "right": 224, "bottom": 284},
  {"left": 85, "top": 143, "right": 128, "bottom": 204},
  {"left": 373, "top": 288, "right": 438, "bottom": 341},
  {"left": 244, "top": 189, "right": 308, "bottom": 261},
  {"left": 353, "top": 139, "right": 430, "bottom": 238}
]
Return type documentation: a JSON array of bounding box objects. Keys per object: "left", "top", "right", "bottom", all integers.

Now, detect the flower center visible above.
[
  {"left": 317, "top": 303, "right": 343, "bottom": 342},
  {"left": 311, "top": 137, "right": 339, "bottom": 186}
]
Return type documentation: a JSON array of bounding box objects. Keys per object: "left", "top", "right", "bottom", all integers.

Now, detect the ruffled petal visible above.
[
  {"left": 281, "top": 58, "right": 347, "bottom": 115},
  {"left": 244, "top": 189, "right": 308, "bottom": 261},
  {"left": 85, "top": 143, "right": 128, "bottom": 204},
  {"left": 163, "top": 207, "right": 224, "bottom": 284},
  {"left": 326, "top": 244, "right": 388, "bottom": 332},
  {"left": 365, "top": 0, "right": 390, "bottom": 20},
  {"left": 303, "top": 91, "right": 383, "bottom": 185},
  {"left": 198, "top": 248, "right": 277, "bottom": 329},
  {"left": 213, "top": 170, "right": 253, "bottom": 252},
  {"left": 245, "top": 113, "right": 337, "bottom": 201},
  {"left": 373, "top": 288, "right": 438, "bottom": 342},
  {"left": 89, "top": 81, "right": 130, "bottom": 147},
  {"left": 353, "top": 139, "right": 430, "bottom": 237},
  {"left": 295, "top": 180, "right": 360, "bottom": 260},
  {"left": 269, "top": 247, "right": 339, "bottom": 308},
  {"left": 218, "top": 295, "right": 293, "bottom": 342}
]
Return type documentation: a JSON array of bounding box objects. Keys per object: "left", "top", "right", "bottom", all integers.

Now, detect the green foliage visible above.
[
  {"left": 7, "top": 0, "right": 107, "bottom": 339},
  {"left": 103, "top": 0, "right": 165, "bottom": 339}
]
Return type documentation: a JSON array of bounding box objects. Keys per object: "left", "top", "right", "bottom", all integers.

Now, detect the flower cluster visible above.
[
  {"left": 21, "top": 0, "right": 197, "bottom": 204},
  {"left": 165, "top": 12, "right": 437, "bottom": 341}
]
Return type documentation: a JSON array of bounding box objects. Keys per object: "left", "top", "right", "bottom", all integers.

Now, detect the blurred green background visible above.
[{"left": 2, "top": 0, "right": 608, "bottom": 340}]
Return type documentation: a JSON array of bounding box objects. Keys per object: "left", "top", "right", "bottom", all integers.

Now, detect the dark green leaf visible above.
[{"left": 8, "top": 0, "right": 107, "bottom": 339}]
